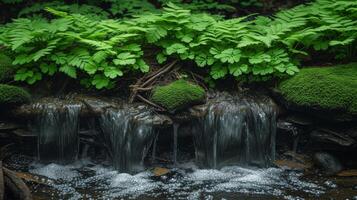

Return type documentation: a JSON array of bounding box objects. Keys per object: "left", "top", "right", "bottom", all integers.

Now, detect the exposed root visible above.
[{"left": 3, "top": 167, "right": 32, "bottom": 200}]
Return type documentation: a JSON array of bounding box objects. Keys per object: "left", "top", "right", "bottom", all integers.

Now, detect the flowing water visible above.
[
  {"left": 99, "top": 106, "right": 157, "bottom": 173},
  {"left": 21, "top": 94, "right": 357, "bottom": 199},
  {"left": 193, "top": 93, "right": 276, "bottom": 168},
  {"left": 32, "top": 102, "right": 81, "bottom": 163}
]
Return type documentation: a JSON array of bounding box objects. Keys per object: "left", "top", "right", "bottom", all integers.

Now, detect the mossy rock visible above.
[
  {"left": 151, "top": 80, "right": 206, "bottom": 112},
  {"left": 0, "top": 84, "right": 31, "bottom": 107},
  {"left": 277, "top": 63, "right": 357, "bottom": 121},
  {"left": 0, "top": 53, "right": 14, "bottom": 83}
]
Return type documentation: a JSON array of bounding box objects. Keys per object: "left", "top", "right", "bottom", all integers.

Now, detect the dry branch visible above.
[{"left": 129, "top": 60, "right": 178, "bottom": 103}]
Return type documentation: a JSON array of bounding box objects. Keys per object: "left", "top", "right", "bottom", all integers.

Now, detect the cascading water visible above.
[
  {"left": 33, "top": 102, "right": 81, "bottom": 163},
  {"left": 193, "top": 92, "right": 276, "bottom": 168},
  {"left": 99, "top": 106, "right": 157, "bottom": 173}
]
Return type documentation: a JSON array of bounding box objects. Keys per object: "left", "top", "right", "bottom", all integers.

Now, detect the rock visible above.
[
  {"left": 277, "top": 120, "right": 299, "bottom": 136},
  {"left": 78, "top": 96, "right": 119, "bottom": 115},
  {"left": 0, "top": 122, "right": 19, "bottom": 131},
  {"left": 311, "top": 128, "right": 356, "bottom": 148},
  {"left": 314, "top": 152, "right": 343, "bottom": 175},
  {"left": 151, "top": 80, "right": 206, "bottom": 113},
  {"left": 274, "top": 63, "right": 357, "bottom": 122},
  {"left": 152, "top": 167, "right": 170, "bottom": 176},
  {"left": 274, "top": 159, "right": 311, "bottom": 170},
  {"left": 150, "top": 114, "right": 172, "bottom": 126},
  {"left": 286, "top": 114, "right": 313, "bottom": 127},
  {"left": 0, "top": 84, "right": 31, "bottom": 109}
]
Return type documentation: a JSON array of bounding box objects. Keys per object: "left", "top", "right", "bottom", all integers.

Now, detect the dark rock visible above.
[
  {"left": 314, "top": 152, "right": 343, "bottom": 175},
  {"left": 286, "top": 114, "right": 313, "bottom": 127},
  {"left": 277, "top": 120, "right": 299, "bottom": 136},
  {"left": 311, "top": 129, "right": 356, "bottom": 148},
  {"left": 0, "top": 122, "right": 20, "bottom": 131}
]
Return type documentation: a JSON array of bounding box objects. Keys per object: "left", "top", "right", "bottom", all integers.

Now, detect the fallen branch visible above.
[
  {"left": 129, "top": 60, "right": 178, "bottom": 103},
  {"left": 137, "top": 94, "right": 165, "bottom": 111},
  {"left": 3, "top": 168, "right": 32, "bottom": 200},
  {"left": 141, "top": 60, "right": 178, "bottom": 88}
]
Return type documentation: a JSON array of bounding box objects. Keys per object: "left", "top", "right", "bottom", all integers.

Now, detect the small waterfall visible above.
[
  {"left": 194, "top": 93, "right": 276, "bottom": 168},
  {"left": 34, "top": 103, "right": 81, "bottom": 163},
  {"left": 99, "top": 106, "right": 157, "bottom": 173}
]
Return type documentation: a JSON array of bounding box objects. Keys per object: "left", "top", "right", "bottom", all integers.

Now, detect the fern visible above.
[{"left": 0, "top": 0, "right": 356, "bottom": 89}]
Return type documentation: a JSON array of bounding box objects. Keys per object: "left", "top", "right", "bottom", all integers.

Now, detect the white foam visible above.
[{"left": 28, "top": 162, "right": 326, "bottom": 200}]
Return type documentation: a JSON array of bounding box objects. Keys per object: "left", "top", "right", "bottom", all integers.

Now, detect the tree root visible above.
[{"left": 3, "top": 167, "right": 32, "bottom": 200}]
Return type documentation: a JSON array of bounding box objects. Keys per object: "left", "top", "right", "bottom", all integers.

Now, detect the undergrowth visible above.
[{"left": 0, "top": 0, "right": 356, "bottom": 89}]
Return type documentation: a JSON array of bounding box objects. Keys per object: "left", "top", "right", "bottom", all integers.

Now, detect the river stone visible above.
[
  {"left": 314, "top": 152, "right": 343, "bottom": 175},
  {"left": 311, "top": 129, "right": 356, "bottom": 147}
]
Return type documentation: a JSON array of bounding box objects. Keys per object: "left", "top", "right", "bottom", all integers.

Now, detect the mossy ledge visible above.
[
  {"left": 277, "top": 63, "right": 357, "bottom": 121},
  {"left": 151, "top": 80, "right": 206, "bottom": 113},
  {"left": 0, "top": 84, "right": 31, "bottom": 107}
]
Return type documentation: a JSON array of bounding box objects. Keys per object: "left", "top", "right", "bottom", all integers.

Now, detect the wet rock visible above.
[
  {"left": 189, "top": 104, "right": 208, "bottom": 118},
  {"left": 286, "top": 114, "right": 313, "bottom": 127},
  {"left": 314, "top": 152, "right": 343, "bottom": 175},
  {"left": 311, "top": 129, "right": 356, "bottom": 148},
  {"left": 0, "top": 122, "right": 20, "bottom": 131},
  {"left": 79, "top": 96, "right": 118, "bottom": 115},
  {"left": 12, "top": 129, "right": 36, "bottom": 139},
  {"left": 149, "top": 114, "right": 172, "bottom": 126},
  {"left": 277, "top": 120, "right": 299, "bottom": 136},
  {"left": 152, "top": 167, "right": 170, "bottom": 176},
  {"left": 274, "top": 159, "right": 311, "bottom": 170}
]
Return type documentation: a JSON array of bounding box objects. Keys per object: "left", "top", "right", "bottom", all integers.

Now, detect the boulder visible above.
[
  {"left": 0, "top": 84, "right": 31, "bottom": 108},
  {"left": 314, "top": 152, "right": 343, "bottom": 175},
  {"left": 275, "top": 63, "right": 357, "bottom": 122},
  {"left": 310, "top": 128, "right": 356, "bottom": 148},
  {"left": 151, "top": 80, "right": 206, "bottom": 113}
]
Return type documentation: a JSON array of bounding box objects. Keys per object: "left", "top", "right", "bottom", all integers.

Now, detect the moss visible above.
[
  {"left": 278, "top": 63, "right": 357, "bottom": 115},
  {"left": 0, "top": 53, "right": 14, "bottom": 83},
  {"left": 151, "top": 80, "right": 205, "bottom": 112},
  {"left": 0, "top": 84, "right": 31, "bottom": 106}
]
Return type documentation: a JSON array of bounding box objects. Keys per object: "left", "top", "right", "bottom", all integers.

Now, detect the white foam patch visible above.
[
  {"left": 30, "top": 163, "right": 80, "bottom": 181},
  {"left": 28, "top": 162, "right": 326, "bottom": 200}
]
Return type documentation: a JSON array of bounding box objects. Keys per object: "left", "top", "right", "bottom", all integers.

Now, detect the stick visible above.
[
  {"left": 137, "top": 94, "right": 165, "bottom": 111},
  {"left": 141, "top": 60, "right": 178, "bottom": 88},
  {"left": 3, "top": 168, "right": 32, "bottom": 200}
]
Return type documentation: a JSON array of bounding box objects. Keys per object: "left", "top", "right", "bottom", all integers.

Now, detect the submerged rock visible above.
[{"left": 314, "top": 152, "right": 343, "bottom": 175}]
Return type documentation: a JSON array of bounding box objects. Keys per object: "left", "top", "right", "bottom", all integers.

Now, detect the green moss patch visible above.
[
  {"left": 151, "top": 80, "right": 206, "bottom": 112},
  {"left": 0, "top": 84, "right": 31, "bottom": 106},
  {"left": 278, "top": 63, "right": 357, "bottom": 116},
  {"left": 0, "top": 53, "right": 14, "bottom": 83}
]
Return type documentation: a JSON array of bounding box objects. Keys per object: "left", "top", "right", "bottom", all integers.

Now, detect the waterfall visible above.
[
  {"left": 193, "top": 93, "right": 276, "bottom": 168},
  {"left": 99, "top": 107, "right": 157, "bottom": 173},
  {"left": 34, "top": 103, "right": 81, "bottom": 163}
]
